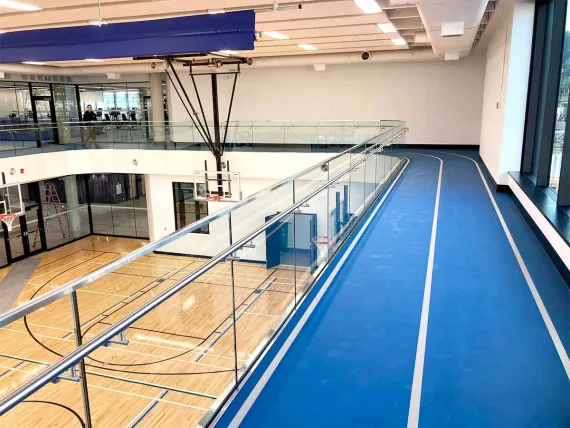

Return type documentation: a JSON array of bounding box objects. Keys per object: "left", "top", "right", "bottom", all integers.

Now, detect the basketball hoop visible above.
[
  {"left": 312, "top": 236, "right": 330, "bottom": 264},
  {"left": 206, "top": 195, "right": 222, "bottom": 202},
  {"left": 312, "top": 236, "right": 329, "bottom": 246},
  {"left": 0, "top": 213, "right": 17, "bottom": 231}
]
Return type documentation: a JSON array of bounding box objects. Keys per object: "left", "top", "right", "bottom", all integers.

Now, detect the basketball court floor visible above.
[{"left": 0, "top": 235, "right": 306, "bottom": 426}]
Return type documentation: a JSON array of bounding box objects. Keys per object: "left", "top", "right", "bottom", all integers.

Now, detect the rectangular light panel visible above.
[{"left": 353, "top": 0, "right": 382, "bottom": 14}]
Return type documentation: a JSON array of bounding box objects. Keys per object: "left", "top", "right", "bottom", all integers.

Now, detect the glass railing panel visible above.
[
  {"left": 0, "top": 291, "right": 80, "bottom": 396},
  {"left": 82, "top": 260, "right": 233, "bottom": 426},
  {"left": 293, "top": 166, "right": 329, "bottom": 204},
  {"left": 233, "top": 214, "right": 296, "bottom": 369},
  {"left": 0, "top": 368, "right": 87, "bottom": 427},
  {"left": 364, "top": 153, "right": 378, "bottom": 205},
  {"left": 284, "top": 125, "right": 319, "bottom": 146},
  {"left": 229, "top": 182, "right": 293, "bottom": 244},
  {"left": 328, "top": 152, "right": 352, "bottom": 178},
  {"left": 376, "top": 151, "right": 386, "bottom": 186},
  {"left": 348, "top": 161, "right": 366, "bottom": 222}
]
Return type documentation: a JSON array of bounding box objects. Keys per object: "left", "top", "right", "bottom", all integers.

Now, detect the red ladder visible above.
[{"left": 32, "top": 183, "right": 73, "bottom": 247}]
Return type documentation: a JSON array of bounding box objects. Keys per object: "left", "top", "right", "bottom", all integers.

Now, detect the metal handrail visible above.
[
  {"left": 0, "top": 125, "right": 407, "bottom": 414},
  {"left": 0, "top": 122, "right": 406, "bottom": 328},
  {"left": 0, "top": 120, "right": 396, "bottom": 130}
]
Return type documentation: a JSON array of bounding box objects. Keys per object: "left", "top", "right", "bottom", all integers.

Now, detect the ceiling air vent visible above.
[{"left": 441, "top": 22, "right": 464, "bottom": 38}]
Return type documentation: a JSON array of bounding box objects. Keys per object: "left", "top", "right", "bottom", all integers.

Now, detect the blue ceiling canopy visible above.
[{"left": 0, "top": 10, "right": 255, "bottom": 63}]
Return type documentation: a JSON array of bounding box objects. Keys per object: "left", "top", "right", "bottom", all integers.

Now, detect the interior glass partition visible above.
[{"left": 89, "top": 173, "right": 148, "bottom": 238}]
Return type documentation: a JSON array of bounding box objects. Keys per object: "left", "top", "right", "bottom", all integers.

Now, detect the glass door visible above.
[
  {"left": 32, "top": 96, "right": 56, "bottom": 145},
  {"left": 3, "top": 183, "right": 45, "bottom": 263}
]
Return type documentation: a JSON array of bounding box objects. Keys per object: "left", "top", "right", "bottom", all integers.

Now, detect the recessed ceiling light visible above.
[
  {"left": 263, "top": 31, "right": 290, "bottom": 40},
  {"left": 214, "top": 50, "right": 237, "bottom": 55},
  {"left": 353, "top": 0, "right": 381, "bottom": 14},
  {"left": 208, "top": 8, "right": 225, "bottom": 14},
  {"left": 22, "top": 61, "right": 45, "bottom": 65},
  {"left": 88, "top": 19, "right": 108, "bottom": 26},
  {"left": 391, "top": 38, "right": 407, "bottom": 46},
  {"left": 85, "top": 58, "right": 104, "bottom": 62},
  {"left": 298, "top": 44, "right": 317, "bottom": 51},
  {"left": 377, "top": 23, "right": 397, "bottom": 33},
  {"left": 0, "top": 0, "right": 41, "bottom": 11}
]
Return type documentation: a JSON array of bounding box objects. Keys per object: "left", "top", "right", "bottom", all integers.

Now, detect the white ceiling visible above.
[{"left": 0, "top": 0, "right": 496, "bottom": 67}]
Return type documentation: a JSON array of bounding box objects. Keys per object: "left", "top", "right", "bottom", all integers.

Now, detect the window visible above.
[
  {"left": 521, "top": 0, "right": 570, "bottom": 204},
  {"left": 173, "top": 182, "right": 209, "bottom": 234},
  {"left": 551, "top": 5, "right": 570, "bottom": 191}
]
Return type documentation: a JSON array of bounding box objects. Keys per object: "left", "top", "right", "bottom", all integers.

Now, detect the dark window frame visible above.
[{"left": 521, "top": 0, "right": 570, "bottom": 205}]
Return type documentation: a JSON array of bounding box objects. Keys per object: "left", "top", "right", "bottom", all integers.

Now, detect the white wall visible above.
[
  {"left": 479, "top": 0, "right": 535, "bottom": 184},
  {"left": 168, "top": 55, "right": 486, "bottom": 146}
]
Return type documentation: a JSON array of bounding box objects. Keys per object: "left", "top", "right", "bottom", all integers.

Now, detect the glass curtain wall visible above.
[
  {"left": 89, "top": 173, "right": 148, "bottom": 238},
  {"left": 0, "top": 83, "right": 34, "bottom": 152},
  {"left": 551, "top": 5, "right": 570, "bottom": 191},
  {"left": 53, "top": 85, "right": 80, "bottom": 145},
  {"left": 78, "top": 82, "right": 152, "bottom": 145}
]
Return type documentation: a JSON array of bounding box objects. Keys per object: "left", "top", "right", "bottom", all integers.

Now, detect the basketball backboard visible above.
[
  {"left": 0, "top": 184, "right": 24, "bottom": 216},
  {"left": 193, "top": 171, "right": 242, "bottom": 202}
]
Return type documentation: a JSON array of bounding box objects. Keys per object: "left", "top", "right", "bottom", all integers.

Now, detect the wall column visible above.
[
  {"left": 63, "top": 176, "right": 82, "bottom": 236},
  {"left": 149, "top": 73, "right": 165, "bottom": 144}
]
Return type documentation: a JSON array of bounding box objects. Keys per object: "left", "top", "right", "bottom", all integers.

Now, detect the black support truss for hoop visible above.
[{"left": 135, "top": 53, "right": 250, "bottom": 196}]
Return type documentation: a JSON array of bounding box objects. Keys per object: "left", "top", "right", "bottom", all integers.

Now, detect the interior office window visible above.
[
  {"left": 89, "top": 173, "right": 148, "bottom": 238},
  {"left": 551, "top": 5, "right": 570, "bottom": 191},
  {"left": 40, "top": 176, "right": 90, "bottom": 249},
  {"left": 173, "top": 182, "right": 209, "bottom": 233}
]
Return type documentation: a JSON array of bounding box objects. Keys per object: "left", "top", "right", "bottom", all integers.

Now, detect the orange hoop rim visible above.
[
  {"left": 206, "top": 195, "right": 222, "bottom": 202},
  {"left": 312, "top": 236, "right": 329, "bottom": 245}
]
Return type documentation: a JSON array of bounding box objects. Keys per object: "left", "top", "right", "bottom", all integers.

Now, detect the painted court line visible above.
[
  {"left": 128, "top": 389, "right": 169, "bottom": 427},
  {"left": 0, "top": 362, "right": 209, "bottom": 411},
  {"left": 1, "top": 328, "right": 232, "bottom": 370},
  {"left": 406, "top": 153, "right": 443, "bottom": 428},
  {"left": 438, "top": 151, "right": 570, "bottom": 380},
  {"left": 0, "top": 352, "right": 219, "bottom": 400},
  {"left": 228, "top": 159, "right": 410, "bottom": 428}
]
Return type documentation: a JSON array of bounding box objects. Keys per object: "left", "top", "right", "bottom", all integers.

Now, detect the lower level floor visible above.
[{"left": 0, "top": 235, "right": 308, "bottom": 427}]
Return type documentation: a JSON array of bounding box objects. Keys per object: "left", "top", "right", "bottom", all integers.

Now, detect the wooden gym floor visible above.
[{"left": 0, "top": 236, "right": 306, "bottom": 427}]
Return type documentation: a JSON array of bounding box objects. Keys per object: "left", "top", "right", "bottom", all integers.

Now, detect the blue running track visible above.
[{"left": 220, "top": 150, "right": 570, "bottom": 428}]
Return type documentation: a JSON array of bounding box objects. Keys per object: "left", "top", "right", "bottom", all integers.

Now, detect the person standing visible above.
[{"left": 83, "top": 104, "right": 98, "bottom": 143}]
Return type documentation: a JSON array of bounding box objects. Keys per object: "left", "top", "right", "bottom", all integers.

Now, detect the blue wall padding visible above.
[{"left": 0, "top": 11, "right": 255, "bottom": 63}]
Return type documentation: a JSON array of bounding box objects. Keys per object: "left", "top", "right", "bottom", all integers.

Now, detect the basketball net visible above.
[
  {"left": 0, "top": 214, "right": 17, "bottom": 231},
  {"left": 312, "top": 236, "right": 329, "bottom": 264}
]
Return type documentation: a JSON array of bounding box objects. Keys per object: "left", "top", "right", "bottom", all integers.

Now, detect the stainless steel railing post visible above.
[{"left": 70, "top": 291, "right": 92, "bottom": 428}]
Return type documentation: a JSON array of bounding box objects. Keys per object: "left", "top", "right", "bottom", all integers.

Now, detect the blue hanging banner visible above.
[{"left": 0, "top": 10, "right": 255, "bottom": 63}]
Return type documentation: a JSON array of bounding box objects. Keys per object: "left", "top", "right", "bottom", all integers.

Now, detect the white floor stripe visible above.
[
  {"left": 227, "top": 158, "right": 410, "bottom": 428},
  {"left": 406, "top": 153, "right": 443, "bottom": 428},
  {"left": 437, "top": 151, "right": 570, "bottom": 380}
]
